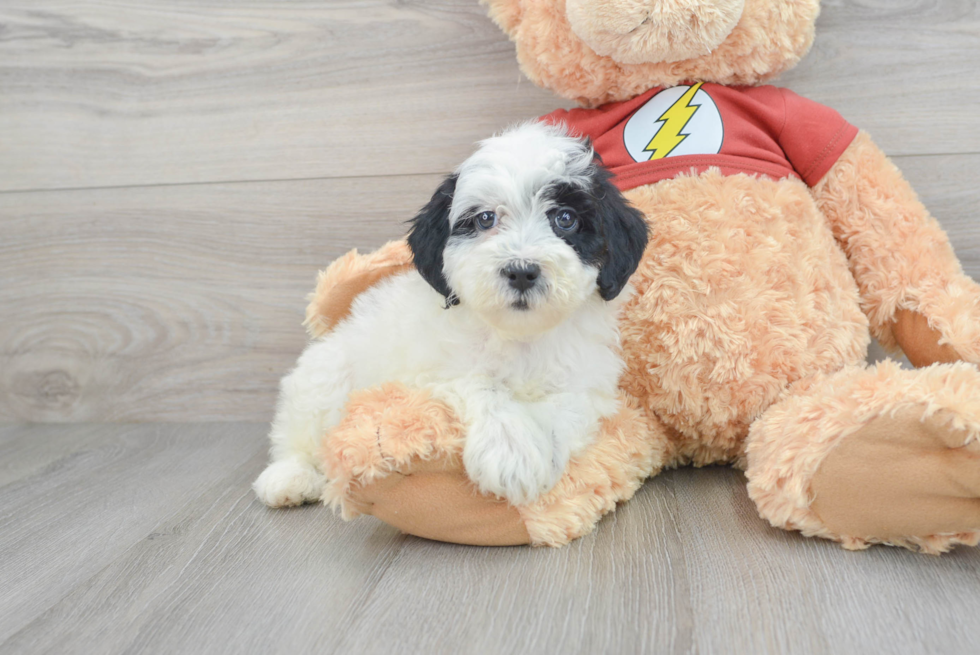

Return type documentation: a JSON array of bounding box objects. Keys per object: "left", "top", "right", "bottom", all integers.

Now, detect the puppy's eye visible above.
[
  {"left": 552, "top": 209, "right": 579, "bottom": 232},
  {"left": 476, "top": 211, "right": 498, "bottom": 230}
]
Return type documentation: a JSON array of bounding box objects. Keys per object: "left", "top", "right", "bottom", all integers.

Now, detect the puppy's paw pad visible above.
[{"left": 253, "top": 460, "right": 324, "bottom": 508}]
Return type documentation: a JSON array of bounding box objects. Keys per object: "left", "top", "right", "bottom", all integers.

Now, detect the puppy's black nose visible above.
[{"left": 501, "top": 263, "right": 541, "bottom": 292}]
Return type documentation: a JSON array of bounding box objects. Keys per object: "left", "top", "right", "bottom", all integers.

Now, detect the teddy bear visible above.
[{"left": 304, "top": 0, "right": 980, "bottom": 553}]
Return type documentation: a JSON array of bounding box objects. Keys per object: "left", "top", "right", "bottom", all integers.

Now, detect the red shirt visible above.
[{"left": 541, "top": 83, "right": 858, "bottom": 191}]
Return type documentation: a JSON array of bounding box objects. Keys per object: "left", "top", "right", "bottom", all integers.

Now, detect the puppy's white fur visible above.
[{"left": 254, "top": 122, "right": 632, "bottom": 507}]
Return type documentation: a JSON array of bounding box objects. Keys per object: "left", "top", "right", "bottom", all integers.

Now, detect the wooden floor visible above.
[
  {"left": 3, "top": 1, "right": 980, "bottom": 653},
  {"left": 1, "top": 423, "right": 978, "bottom": 655}
]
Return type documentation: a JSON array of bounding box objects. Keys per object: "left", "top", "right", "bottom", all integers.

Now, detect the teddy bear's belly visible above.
[{"left": 621, "top": 170, "right": 870, "bottom": 467}]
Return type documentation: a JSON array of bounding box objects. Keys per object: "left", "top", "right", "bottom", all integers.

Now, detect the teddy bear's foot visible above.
[
  {"left": 809, "top": 406, "right": 980, "bottom": 544},
  {"left": 746, "top": 361, "right": 980, "bottom": 554},
  {"left": 318, "top": 383, "right": 667, "bottom": 546},
  {"left": 253, "top": 458, "right": 325, "bottom": 508}
]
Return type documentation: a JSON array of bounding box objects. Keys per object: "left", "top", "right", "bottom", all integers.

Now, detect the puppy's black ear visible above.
[
  {"left": 407, "top": 174, "right": 460, "bottom": 306},
  {"left": 593, "top": 168, "right": 649, "bottom": 301}
]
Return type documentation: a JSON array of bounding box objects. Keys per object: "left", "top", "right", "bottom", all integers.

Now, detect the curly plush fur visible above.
[
  {"left": 746, "top": 361, "right": 980, "bottom": 554},
  {"left": 813, "top": 132, "right": 980, "bottom": 364},
  {"left": 618, "top": 170, "right": 869, "bottom": 466}
]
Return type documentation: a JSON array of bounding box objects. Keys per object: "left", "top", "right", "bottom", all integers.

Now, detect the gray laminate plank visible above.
[
  {"left": 2, "top": 426, "right": 979, "bottom": 654},
  {"left": 0, "top": 174, "right": 439, "bottom": 423},
  {"left": 0, "top": 423, "right": 270, "bottom": 642},
  {"left": 2, "top": 433, "right": 406, "bottom": 655},
  {"left": 0, "top": 424, "right": 122, "bottom": 487},
  {"left": 672, "top": 468, "right": 980, "bottom": 655},
  {"left": 0, "top": 0, "right": 562, "bottom": 192},
  {"left": 1, "top": 1, "right": 978, "bottom": 192},
  {"left": 784, "top": 0, "right": 980, "bottom": 158}
]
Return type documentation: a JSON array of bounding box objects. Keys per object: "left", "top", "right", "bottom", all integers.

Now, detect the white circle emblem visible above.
[{"left": 623, "top": 84, "right": 724, "bottom": 162}]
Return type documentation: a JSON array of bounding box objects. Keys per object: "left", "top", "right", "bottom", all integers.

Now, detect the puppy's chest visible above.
[{"left": 466, "top": 339, "right": 575, "bottom": 400}]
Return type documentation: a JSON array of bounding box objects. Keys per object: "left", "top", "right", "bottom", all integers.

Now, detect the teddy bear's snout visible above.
[{"left": 565, "top": 0, "right": 745, "bottom": 65}]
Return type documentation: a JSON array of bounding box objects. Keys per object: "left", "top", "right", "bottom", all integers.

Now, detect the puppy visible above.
[{"left": 253, "top": 121, "right": 648, "bottom": 508}]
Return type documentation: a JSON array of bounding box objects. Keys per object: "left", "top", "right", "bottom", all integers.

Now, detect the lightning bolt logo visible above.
[{"left": 643, "top": 82, "right": 704, "bottom": 160}]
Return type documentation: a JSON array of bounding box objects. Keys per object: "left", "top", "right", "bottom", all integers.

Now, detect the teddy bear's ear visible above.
[
  {"left": 407, "top": 174, "right": 460, "bottom": 306},
  {"left": 481, "top": 0, "right": 523, "bottom": 36},
  {"left": 592, "top": 167, "right": 649, "bottom": 301}
]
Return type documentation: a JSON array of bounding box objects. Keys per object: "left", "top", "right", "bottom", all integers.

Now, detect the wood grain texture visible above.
[
  {"left": 0, "top": 423, "right": 270, "bottom": 643},
  {"left": 1, "top": 426, "right": 406, "bottom": 655},
  {"left": 1, "top": 1, "right": 979, "bottom": 192},
  {"left": 668, "top": 471, "right": 980, "bottom": 654},
  {"left": 0, "top": 423, "right": 126, "bottom": 487},
  {"left": 0, "top": 0, "right": 563, "bottom": 192},
  {"left": 2, "top": 424, "right": 978, "bottom": 655},
  {"left": 784, "top": 0, "right": 980, "bottom": 156},
  {"left": 0, "top": 175, "right": 439, "bottom": 422}
]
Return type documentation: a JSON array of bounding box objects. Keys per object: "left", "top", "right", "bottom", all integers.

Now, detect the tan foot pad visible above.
[
  {"left": 345, "top": 456, "right": 531, "bottom": 547},
  {"left": 811, "top": 407, "right": 980, "bottom": 541}
]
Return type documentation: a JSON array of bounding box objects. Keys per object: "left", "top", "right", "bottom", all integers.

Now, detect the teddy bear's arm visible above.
[
  {"left": 812, "top": 131, "right": 980, "bottom": 367},
  {"left": 304, "top": 240, "right": 414, "bottom": 339}
]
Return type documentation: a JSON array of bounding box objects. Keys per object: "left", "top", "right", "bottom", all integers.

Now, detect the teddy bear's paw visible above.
[
  {"left": 463, "top": 414, "right": 563, "bottom": 506},
  {"left": 809, "top": 405, "right": 980, "bottom": 545},
  {"left": 253, "top": 458, "right": 325, "bottom": 508}
]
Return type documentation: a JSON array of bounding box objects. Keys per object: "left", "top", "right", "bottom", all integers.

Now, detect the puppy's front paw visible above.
[
  {"left": 463, "top": 415, "right": 565, "bottom": 506},
  {"left": 253, "top": 459, "right": 325, "bottom": 508}
]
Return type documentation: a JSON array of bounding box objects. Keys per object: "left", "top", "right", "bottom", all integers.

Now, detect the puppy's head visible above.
[{"left": 408, "top": 121, "right": 648, "bottom": 338}]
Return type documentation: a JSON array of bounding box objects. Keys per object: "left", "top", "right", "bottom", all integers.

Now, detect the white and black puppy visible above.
[{"left": 253, "top": 121, "right": 648, "bottom": 508}]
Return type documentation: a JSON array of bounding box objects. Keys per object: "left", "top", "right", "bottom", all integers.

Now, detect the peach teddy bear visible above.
[{"left": 306, "top": 0, "right": 980, "bottom": 553}]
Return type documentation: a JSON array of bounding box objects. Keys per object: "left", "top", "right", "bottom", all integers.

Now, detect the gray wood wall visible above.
[{"left": 2, "top": 0, "right": 979, "bottom": 422}]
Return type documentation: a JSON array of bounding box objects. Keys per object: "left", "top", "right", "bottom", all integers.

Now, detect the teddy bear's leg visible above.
[
  {"left": 745, "top": 361, "right": 980, "bottom": 554},
  {"left": 320, "top": 385, "right": 669, "bottom": 546},
  {"left": 814, "top": 132, "right": 980, "bottom": 366}
]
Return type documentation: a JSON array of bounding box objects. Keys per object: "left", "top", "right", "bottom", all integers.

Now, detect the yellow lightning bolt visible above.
[{"left": 643, "top": 82, "right": 704, "bottom": 160}]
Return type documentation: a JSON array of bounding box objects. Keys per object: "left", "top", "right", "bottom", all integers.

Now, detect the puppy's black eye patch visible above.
[
  {"left": 545, "top": 182, "right": 594, "bottom": 217},
  {"left": 543, "top": 182, "right": 603, "bottom": 262},
  {"left": 450, "top": 208, "right": 483, "bottom": 237}
]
